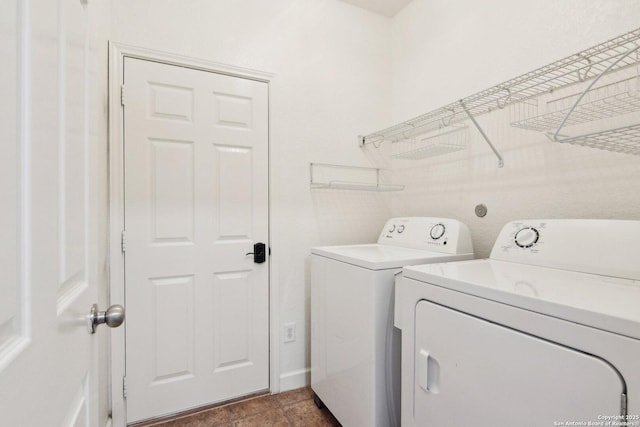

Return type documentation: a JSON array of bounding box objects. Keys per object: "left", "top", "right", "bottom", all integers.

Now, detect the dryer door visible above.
[{"left": 414, "top": 300, "right": 624, "bottom": 427}]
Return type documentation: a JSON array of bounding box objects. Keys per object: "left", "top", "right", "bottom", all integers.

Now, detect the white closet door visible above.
[
  {"left": 123, "top": 58, "right": 269, "bottom": 422},
  {"left": 414, "top": 300, "right": 624, "bottom": 427},
  {"left": 0, "top": 0, "right": 100, "bottom": 426}
]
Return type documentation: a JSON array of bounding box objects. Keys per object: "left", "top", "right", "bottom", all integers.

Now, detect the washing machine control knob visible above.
[
  {"left": 388, "top": 224, "right": 396, "bottom": 233},
  {"left": 430, "top": 224, "right": 446, "bottom": 240},
  {"left": 514, "top": 227, "right": 539, "bottom": 248},
  {"left": 397, "top": 225, "right": 405, "bottom": 233}
]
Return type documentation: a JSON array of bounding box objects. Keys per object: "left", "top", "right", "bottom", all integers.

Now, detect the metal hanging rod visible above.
[{"left": 360, "top": 27, "right": 640, "bottom": 153}]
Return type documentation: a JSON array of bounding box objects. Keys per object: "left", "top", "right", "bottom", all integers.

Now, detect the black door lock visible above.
[{"left": 246, "top": 242, "right": 266, "bottom": 264}]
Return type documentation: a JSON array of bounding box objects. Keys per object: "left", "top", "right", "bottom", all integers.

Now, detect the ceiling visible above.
[{"left": 339, "top": 0, "right": 413, "bottom": 17}]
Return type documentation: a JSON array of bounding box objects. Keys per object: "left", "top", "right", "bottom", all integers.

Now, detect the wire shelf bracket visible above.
[
  {"left": 549, "top": 41, "right": 640, "bottom": 144},
  {"left": 460, "top": 100, "right": 504, "bottom": 168}
]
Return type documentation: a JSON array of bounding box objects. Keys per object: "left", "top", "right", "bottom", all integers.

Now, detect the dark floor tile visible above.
[
  {"left": 276, "top": 387, "right": 314, "bottom": 407},
  {"left": 282, "top": 399, "right": 341, "bottom": 427},
  {"left": 227, "top": 395, "right": 281, "bottom": 420},
  {"left": 169, "top": 406, "right": 230, "bottom": 427},
  {"left": 231, "top": 408, "right": 291, "bottom": 427}
]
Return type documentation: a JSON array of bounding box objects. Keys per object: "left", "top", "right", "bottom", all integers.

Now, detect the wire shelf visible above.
[
  {"left": 310, "top": 181, "right": 405, "bottom": 191},
  {"left": 512, "top": 77, "right": 640, "bottom": 131},
  {"left": 362, "top": 108, "right": 460, "bottom": 146},
  {"left": 392, "top": 125, "right": 468, "bottom": 160},
  {"left": 554, "top": 123, "right": 640, "bottom": 155},
  {"left": 361, "top": 27, "right": 640, "bottom": 151},
  {"left": 513, "top": 90, "right": 640, "bottom": 131},
  {"left": 309, "top": 163, "right": 404, "bottom": 192}
]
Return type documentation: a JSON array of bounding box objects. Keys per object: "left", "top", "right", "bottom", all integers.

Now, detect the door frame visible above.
[{"left": 108, "top": 42, "right": 278, "bottom": 426}]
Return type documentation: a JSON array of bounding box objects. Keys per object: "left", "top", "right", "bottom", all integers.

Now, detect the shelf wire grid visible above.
[
  {"left": 362, "top": 27, "right": 640, "bottom": 146},
  {"left": 310, "top": 181, "right": 405, "bottom": 191},
  {"left": 558, "top": 123, "right": 640, "bottom": 155},
  {"left": 392, "top": 124, "right": 468, "bottom": 160},
  {"left": 511, "top": 76, "right": 640, "bottom": 131},
  {"left": 309, "top": 162, "right": 404, "bottom": 191}
]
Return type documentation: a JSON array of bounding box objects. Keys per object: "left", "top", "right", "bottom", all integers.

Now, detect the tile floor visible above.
[{"left": 144, "top": 387, "right": 341, "bottom": 427}]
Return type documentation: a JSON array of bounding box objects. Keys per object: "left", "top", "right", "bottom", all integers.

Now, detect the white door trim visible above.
[{"left": 108, "top": 42, "right": 279, "bottom": 427}]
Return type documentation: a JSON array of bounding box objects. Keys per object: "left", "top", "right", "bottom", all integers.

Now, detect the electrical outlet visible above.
[{"left": 283, "top": 322, "right": 296, "bottom": 343}]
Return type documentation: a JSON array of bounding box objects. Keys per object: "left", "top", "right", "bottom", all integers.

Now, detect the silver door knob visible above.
[{"left": 88, "top": 304, "right": 125, "bottom": 334}]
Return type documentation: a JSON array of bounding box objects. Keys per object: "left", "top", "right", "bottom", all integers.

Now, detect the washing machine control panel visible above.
[
  {"left": 430, "top": 224, "right": 446, "bottom": 240},
  {"left": 514, "top": 226, "right": 539, "bottom": 248},
  {"left": 494, "top": 221, "right": 546, "bottom": 255},
  {"left": 378, "top": 217, "right": 473, "bottom": 254},
  {"left": 490, "top": 219, "right": 640, "bottom": 280}
]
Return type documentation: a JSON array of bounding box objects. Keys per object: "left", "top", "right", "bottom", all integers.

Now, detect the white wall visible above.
[
  {"left": 108, "top": 0, "right": 640, "bottom": 400},
  {"left": 388, "top": 0, "right": 640, "bottom": 257},
  {"left": 110, "top": 0, "right": 393, "bottom": 390}
]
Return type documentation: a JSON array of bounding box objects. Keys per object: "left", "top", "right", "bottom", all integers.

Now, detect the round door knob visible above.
[
  {"left": 514, "top": 227, "right": 539, "bottom": 248},
  {"left": 104, "top": 305, "right": 125, "bottom": 328},
  {"left": 430, "top": 224, "right": 446, "bottom": 240},
  {"left": 88, "top": 304, "right": 125, "bottom": 334}
]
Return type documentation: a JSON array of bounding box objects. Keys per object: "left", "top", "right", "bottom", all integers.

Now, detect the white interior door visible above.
[
  {"left": 0, "top": 0, "right": 100, "bottom": 426},
  {"left": 123, "top": 58, "right": 270, "bottom": 422},
  {"left": 414, "top": 300, "right": 624, "bottom": 427}
]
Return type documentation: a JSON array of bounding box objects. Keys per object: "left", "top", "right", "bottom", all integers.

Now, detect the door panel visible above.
[
  {"left": 148, "top": 83, "right": 194, "bottom": 122},
  {"left": 213, "top": 145, "right": 253, "bottom": 238},
  {"left": 0, "top": 0, "right": 25, "bottom": 369},
  {"left": 59, "top": 0, "right": 86, "bottom": 295},
  {"left": 212, "top": 271, "right": 252, "bottom": 370},
  {"left": 148, "top": 275, "right": 195, "bottom": 386},
  {"left": 0, "top": 0, "right": 99, "bottom": 426},
  {"left": 414, "top": 300, "right": 624, "bottom": 427},
  {"left": 124, "top": 58, "right": 269, "bottom": 422},
  {"left": 150, "top": 138, "right": 195, "bottom": 242}
]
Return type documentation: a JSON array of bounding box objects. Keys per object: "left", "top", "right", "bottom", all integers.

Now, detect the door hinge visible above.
[
  {"left": 621, "top": 392, "right": 628, "bottom": 416},
  {"left": 123, "top": 376, "right": 128, "bottom": 399},
  {"left": 121, "top": 230, "right": 127, "bottom": 254},
  {"left": 120, "top": 84, "right": 126, "bottom": 106}
]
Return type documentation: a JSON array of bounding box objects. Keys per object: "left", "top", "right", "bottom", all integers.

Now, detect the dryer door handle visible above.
[{"left": 418, "top": 349, "right": 440, "bottom": 393}]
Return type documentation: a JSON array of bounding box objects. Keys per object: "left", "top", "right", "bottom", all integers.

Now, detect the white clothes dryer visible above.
[
  {"left": 311, "top": 217, "right": 474, "bottom": 427},
  {"left": 395, "top": 219, "right": 640, "bottom": 427}
]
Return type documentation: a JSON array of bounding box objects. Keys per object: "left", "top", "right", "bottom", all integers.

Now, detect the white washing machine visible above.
[
  {"left": 311, "top": 217, "right": 474, "bottom": 427},
  {"left": 395, "top": 219, "right": 640, "bottom": 427}
]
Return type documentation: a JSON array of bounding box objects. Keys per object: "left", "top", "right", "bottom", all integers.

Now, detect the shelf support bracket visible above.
[
  {"left": 459, "top": 100, "right": 504, "bottom": 168},
  {"left": 552, "top": 42, "right": 640, "bottom": 142}
]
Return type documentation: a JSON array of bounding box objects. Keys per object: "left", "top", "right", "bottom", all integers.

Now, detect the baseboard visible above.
[{"left": 279, "top": 368, "right": 310, "bottom": 392}]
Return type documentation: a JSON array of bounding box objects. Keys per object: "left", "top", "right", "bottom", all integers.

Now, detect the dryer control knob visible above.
[
  {"left": 388, "top": 224, "right": 396, "bottom": 233},
  {"left": 430, "top": 224, "right": 446, "bottom": 240},
  {"left": 515, "top": 227, "right": 539, "bottom": 248}
]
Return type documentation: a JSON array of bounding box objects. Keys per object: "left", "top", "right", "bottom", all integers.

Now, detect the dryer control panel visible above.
[
  {"left": 378, "top": 217, "right": 473, "bottom": 255},
  {"left": 490, "top": 219, "right": 640, "bottom": 280}
]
